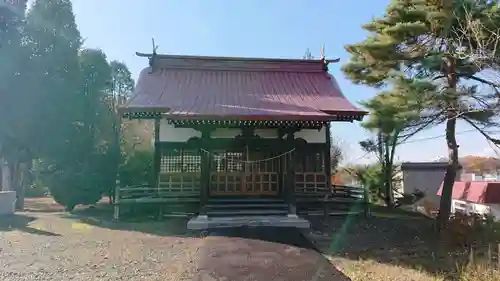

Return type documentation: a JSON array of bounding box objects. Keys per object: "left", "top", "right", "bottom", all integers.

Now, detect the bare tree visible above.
[{"left": 330, "top": 136, "right": 343, "bottom": 172}]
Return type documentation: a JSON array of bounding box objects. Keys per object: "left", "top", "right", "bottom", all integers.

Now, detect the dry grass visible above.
[
  {"left": 455, "top": 264, "right": 500, "bottom": 281},
  {"left": 304, "top": 209, "right": 500, "bottom": 281},
  {"left": 331, "top": 257, "right": 441, "bottom": 281},
  {"left": 329, "top": 257, "right": 500, "bottom": 281}
]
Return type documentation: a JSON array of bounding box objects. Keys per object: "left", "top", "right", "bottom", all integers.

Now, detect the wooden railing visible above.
[
  {"left": 113, "top": 173, "right": 201, "bottom": 219},
  {"left": 296, "top": 181, "right": 370, "bottom": 217}
]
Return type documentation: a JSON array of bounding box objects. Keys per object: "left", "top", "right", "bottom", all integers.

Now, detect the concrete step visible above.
[
  {"left": 207, "top": 209, "right": 288, "bottom": 217},
  {"left": 208, "top": 197, "right": 285, "bottom": 204},
  {"left": 187, "top": 215, "right": 310, "bottom": 229},
  {"left": 206, "top": 203, "right": 287, "bottom": 209}
]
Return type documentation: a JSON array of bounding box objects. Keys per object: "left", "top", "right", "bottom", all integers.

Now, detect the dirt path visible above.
[
  {"left": 0, "top": 204, "right": 349, "bottom": 280},
  {"left": 199, "top": 227, "right": 350, "bottom": 281}
]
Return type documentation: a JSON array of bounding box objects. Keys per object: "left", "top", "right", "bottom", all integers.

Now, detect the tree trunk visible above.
[
  {"left": 384, "top": 132, "right": 399, "bottom": 208},
  {"left": 384, "top": 145, "right": 394, "bottom": 208},
  {"left": 437, "top": 117, "right": 459, "bottom": 230},
  {"left": 109, "top": 100, "right": 121, "bottom": 205},
  {"left": 437, "top": 57, "right": 460, "bottom": 231}
]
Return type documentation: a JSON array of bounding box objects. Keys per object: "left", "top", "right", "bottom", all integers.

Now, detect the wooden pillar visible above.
[
  {"left": 278, "top": 129, "right": 286, "bottom": 198},
  {"left": 153, "top": 118, "right": 161, "bottom": 192},
  {"left": 153, "top": 118, "right": 163, "bottom": 219},
  {"left": 325, "top": 123, "right": 332, "bottom": 188},
  {"left": 199, "top": 129, "right": 211, "bottom": 217},
  {"left": 286, "top": 128, "right": 297, "bottom": 216}
]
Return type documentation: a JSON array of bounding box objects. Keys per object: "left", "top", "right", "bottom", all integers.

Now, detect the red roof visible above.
[
  {"left": 437, "top": 181, "right": 500, "bottom": 204},
  {"left": 121, "top": 54, "right": 366, "bottom": 121}
]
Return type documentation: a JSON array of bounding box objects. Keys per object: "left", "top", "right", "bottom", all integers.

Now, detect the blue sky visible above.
[{"left": 68, "top": 0, "right": 498, "bottom": 164}]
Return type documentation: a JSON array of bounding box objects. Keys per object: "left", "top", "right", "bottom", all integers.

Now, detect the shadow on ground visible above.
[
  {"left": 61, "top": 205, "right": 201, "bottom": 237},
  {"left": 22, "top": 197, "right": 199, "bottom": 237},
  {"left": 0, "top": 214, "right": 60, "bottom": 236}
]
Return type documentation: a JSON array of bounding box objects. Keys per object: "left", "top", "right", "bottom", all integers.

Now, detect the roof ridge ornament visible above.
[
  {"left": 320, "top": 44, "right": 329, "bottom": 72},
  {"left": 319, "top": 44, "right": 340, "bottom": 72},
  {"left": 149, "top": 38, "right": 159, "bottom": 73}
]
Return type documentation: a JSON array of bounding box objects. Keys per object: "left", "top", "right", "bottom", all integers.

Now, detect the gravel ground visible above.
[
  {"left": 0, "top": 198, "right": 349, "bottom": 281},
  {"left": 0, "top": 212, "right": 204, "bottom": 281}
]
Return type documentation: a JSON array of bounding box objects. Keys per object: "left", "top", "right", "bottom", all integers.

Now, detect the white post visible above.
[{"left": 113, "top": 178, "right": 120, "bottom": 220}]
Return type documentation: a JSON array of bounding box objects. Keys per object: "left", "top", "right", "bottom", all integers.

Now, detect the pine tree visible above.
[
  {"left": 342, "top": 0, "right": 500, "bottom": 227},
  {"left": 358, "top": 80, "right": 427, "bottom": 207}
]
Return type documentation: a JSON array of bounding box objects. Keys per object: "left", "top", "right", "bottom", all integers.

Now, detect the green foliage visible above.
[
  {"left": 110, "top": 60, "right": 135, "bottom": 98},
  {"left": 343, "top": 0, "right": 500, "bottom": 124},
  {"left": 118, "top": 149, "right": 155, "bottom": 187},
  {"left": 0, "top": 2, "right": 29, "bottom": 158},
  {"left": 358, "top": 80, "right": 434, "bottom": 207},
  {"left": 0, "top": 0, "right": 137, "bottom": 209},
  {"left": 347, "top": 164, "right": 384, "bottom": 202},
  {"left": 42, "top": 154, "right": 106, "bottom": 210}
]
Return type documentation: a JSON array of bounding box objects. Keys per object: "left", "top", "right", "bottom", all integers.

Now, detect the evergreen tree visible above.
[
  {"left": 0, "top": 1, "right": 30, "bottom": 207},
  {"left": 24, "top": 0, "right": 82, "bottom": 158},
  {"left": 23, "top": 0, "right": 86, "bottom": 210},
  {"left": 342, "top": 0, "right": 500, "bottom": 227},
  {"left": 0, "top": 1, "right": 27, "bottom": 149}
]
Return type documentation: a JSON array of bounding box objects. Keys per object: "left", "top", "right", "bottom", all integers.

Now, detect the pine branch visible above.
[{"left": 463, "top": 116, "right": 500, "bottom": 145}]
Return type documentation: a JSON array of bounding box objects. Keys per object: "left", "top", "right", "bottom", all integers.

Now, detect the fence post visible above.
[
  {"left": 487, "top": 243, "right": 492, "bottom": 266},
  {"left": 113, "top": 178, "right": 120, "bottom": 220},
  {"left": 468, "top": 245, "right": 474, "bottom": 265},
  {"left": 498, "top": 243, "right": 500, "bottom": 269}
]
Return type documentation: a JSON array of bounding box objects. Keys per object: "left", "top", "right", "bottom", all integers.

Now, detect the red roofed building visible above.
[
  {"left": 437, "top": 181, "right": 500, "bottom": 221},
  {"left": 117, "top": 53, "right": 366, "bottom": 229}
]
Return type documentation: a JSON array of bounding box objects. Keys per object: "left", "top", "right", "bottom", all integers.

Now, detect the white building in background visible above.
[
  {"left": 437, "top": 181, "right": 500, "bottom": 222},
  {"left": 461, "top": 172, "right": 500, "bottom": 182},
  {"left": 400, "top": 162, "right": 462, "bottom": 216}
]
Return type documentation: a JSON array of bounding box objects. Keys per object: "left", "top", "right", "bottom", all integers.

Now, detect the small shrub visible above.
[
  {"left": 442, "top": 213, "right": 495, "bottom": 248},
  {"left": 41, "top": 151, "right": 114, "bottom": 211},
  {"left": 47, "top": 162, "right": 106, "bottom": 211}
]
